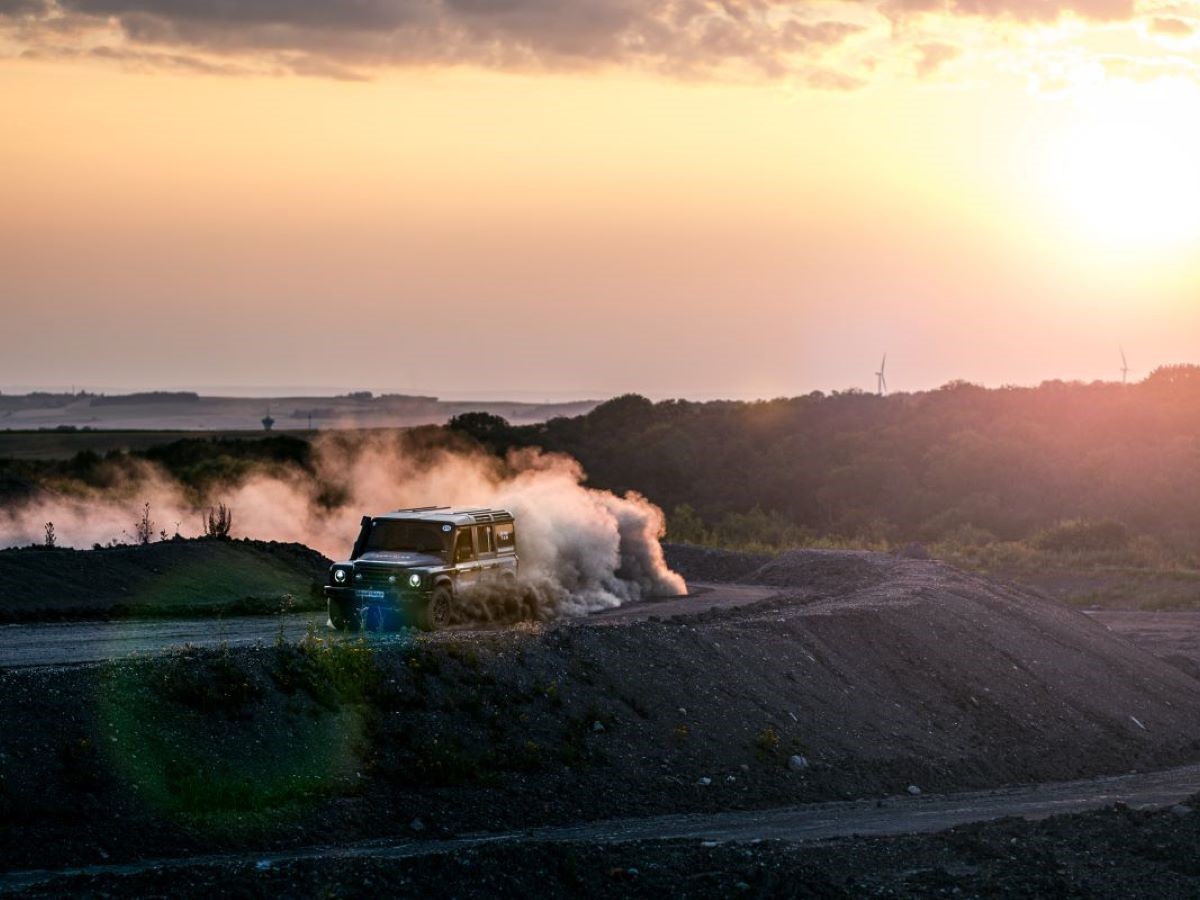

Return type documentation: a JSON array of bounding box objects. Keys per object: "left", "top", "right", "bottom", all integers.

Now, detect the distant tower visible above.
[
  {"left": 875, "top": 353, "right": 888, "bottom": 397},
  {"left": 1120, "top": 346, "right": 1130, "bottom": 385},
  {"left": 262, "top": 409, "right": 275, "bottom": 432}
]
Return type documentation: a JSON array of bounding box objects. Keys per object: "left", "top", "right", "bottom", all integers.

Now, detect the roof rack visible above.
[{"left": 378, "top": 506, "right": 515, "bottom": 524}]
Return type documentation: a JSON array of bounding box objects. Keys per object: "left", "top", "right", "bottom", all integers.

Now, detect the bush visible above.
[
  {"left": 1034, "top": 519, "right": 1130, "bottom": 554},
  {"left": 204, "top": 503, "right": 233, "bottom": 539}
]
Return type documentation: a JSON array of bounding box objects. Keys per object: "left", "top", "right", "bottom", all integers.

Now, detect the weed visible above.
[
  {"left": 444, "top": 641, "right": 481, "bottom": 669},
  {"left": 756, "top": 726, "right": 782, "bottom": 757},
  {"left": 160, "top": 649, "right": 263, "bottom": 718},
  {"left": 127, "top": 502, "right": 154, "bottom": 545}
]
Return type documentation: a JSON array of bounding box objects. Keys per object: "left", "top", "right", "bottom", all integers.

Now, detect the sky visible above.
[{"left": 3, "top": 0, "right": 1200, "bottom": 400}]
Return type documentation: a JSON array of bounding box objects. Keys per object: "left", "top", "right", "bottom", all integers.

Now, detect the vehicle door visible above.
[
  {"left": 494, "top": 521, "right": 518, "bottom": 576},
  {"left": 474, "top": 525, "right": 498, "bottom": 582},
  {"left": 452, "top": 527, "right": 480, "bottom": 593}
]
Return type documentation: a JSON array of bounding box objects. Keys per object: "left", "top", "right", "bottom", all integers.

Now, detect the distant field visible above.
[
  {"left": 0, "top": 430, "right": 312, "bottom": 461},
  {"left": 0, "top": 392, "right": 597, "bottom": 433}
]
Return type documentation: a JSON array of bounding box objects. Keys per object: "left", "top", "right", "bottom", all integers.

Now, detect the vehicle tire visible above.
[
  {"left": 328, "top": 600, "right": 351, "bottom": 631},
  {"left": 421, "top": 586, "right": 453, "bottom": 631}
]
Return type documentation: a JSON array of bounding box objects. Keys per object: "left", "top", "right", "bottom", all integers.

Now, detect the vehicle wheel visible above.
[
  {"left": 422, "top": 586, "right": 453, "bottom": 631},
  {"left": 328, "top": 600, "right": 351, "bottom": 631}
]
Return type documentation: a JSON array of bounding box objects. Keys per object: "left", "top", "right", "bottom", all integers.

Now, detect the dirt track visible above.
[
  {"left": 0, "top": 583, "right": 777, "bottom": 667},
  {"left": 6, "top": 762, "right": 1200, "bottom": 894},
  {"left": 6, "top": 550, "right": 1200, "bottom": 887}
]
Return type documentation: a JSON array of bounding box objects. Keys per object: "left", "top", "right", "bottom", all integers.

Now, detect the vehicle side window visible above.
[
  {"left": 454, "top": 529, "right": 475, "bottom": 563},
  {"left": 495, "top": 522, "right": 515, "bottom": 551},
  {"left": 477, "top": 525, "right": 495, "bottom": 555}
]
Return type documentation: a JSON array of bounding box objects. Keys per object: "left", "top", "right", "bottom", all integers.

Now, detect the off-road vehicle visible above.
[{"left": 325, "top": 506, "right": 518, "bottom": 631}]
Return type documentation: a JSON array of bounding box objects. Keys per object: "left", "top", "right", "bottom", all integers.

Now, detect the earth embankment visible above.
[{"left": 0, "top": 539, "right": 329, "bottom": 622}]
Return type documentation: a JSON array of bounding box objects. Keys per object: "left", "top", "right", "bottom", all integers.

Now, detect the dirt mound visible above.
[
  {"left": 4, "top": 553, "right": 1200, "bottom": 872},
  {"left": 662, "top": 542, "right": 773, "bottom": 583},
  {"left": 664, "top": 544, "right": 902, "bottom": 596},
  {"left": 746, "top": 548, "right": 895, "bottom": 593},
  {"left": 0, "top": 539, "right": 330, "bottom": 622}
]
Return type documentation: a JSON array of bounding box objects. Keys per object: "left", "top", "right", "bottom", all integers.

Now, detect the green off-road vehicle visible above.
[{"left": 325, "top": 506, "right": 518, "bottom": 631}]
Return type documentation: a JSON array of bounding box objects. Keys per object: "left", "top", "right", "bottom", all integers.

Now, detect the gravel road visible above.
[
  {"left": 0, "top": 583, "right": 778, "bottom": 667},
  {"left": 2, "top": 592, "right": 1196, "bottom": 671},
  {"left": 1087, "top": 609, "right": 1200, "bottom": 660},
  {"left": 5, "top": 762, "right": 1200, "bottom": 893}
]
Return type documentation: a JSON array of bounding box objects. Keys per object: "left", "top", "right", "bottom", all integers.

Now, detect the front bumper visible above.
[{"left": 325, "top": 585, "right": 430, "bottom": 628}]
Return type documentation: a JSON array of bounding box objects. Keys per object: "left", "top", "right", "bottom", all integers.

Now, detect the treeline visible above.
[
  {"left": 0, "top": 436, "right": 313, "bottom": 500},
  {"left": 8, "top": 367, "right": 1200, "bottom": 557},
  {"left": 450, "top": 365, "right": 1200, "bottom": 552}
]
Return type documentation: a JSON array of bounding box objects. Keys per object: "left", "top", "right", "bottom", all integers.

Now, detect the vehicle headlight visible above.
[
  {"left": 333, "top": 568, "right": 347, "bottom": 583},
  {"left": 408, "top": 573, "right": 422, "bottom": 587}
]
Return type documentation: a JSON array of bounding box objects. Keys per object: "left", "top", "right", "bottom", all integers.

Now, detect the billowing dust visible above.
[{"left": 0, "top": 433, "right": 686, "bottom": 618}]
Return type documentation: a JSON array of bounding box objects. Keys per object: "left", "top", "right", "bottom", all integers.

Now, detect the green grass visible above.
[{"left": 0, "top": 540, "right": 323, "bottom": 621}]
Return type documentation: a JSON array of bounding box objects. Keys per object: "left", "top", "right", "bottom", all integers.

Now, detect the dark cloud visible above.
[
  {"left": 5, "top": 0, "right": 1162, "bottom": 86},
  {"left": 0, "top": 0, "right": 49, "bottom": 13},
  {"left": 2, "top": 0, "right": 869, "bottom": 82},
  {"left": 63, "top": 0, "right": 419, "bottom": 30}
]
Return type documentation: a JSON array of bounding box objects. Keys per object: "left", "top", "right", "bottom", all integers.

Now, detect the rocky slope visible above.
[{"left": 3, "top": 550, "right": 1199, "bottom": 872}]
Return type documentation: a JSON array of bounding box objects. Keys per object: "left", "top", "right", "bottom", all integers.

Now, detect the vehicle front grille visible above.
[{"left": 354, "top": 567, "right": 409, "bottom": 590}]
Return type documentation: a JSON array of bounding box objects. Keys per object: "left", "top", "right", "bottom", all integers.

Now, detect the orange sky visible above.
[{"left": 3, "top": 1, "right": 1200, "bottom": 398}]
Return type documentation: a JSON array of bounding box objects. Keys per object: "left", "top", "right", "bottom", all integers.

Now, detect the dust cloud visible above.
[{"left": 0, "top": 433, "right": 686, "bottom": 616}]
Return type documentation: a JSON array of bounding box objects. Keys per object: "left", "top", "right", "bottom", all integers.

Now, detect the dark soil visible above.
[
  {"left": 22, "top": 797, "right": 1200, "bottom": 898},
  {"left": 0, "top": 539, "right": 330, "bottom": 622},
  {"left": 665, "top": 543, "right": 919, "bottom": 594},
  {"left": 4, "top": 551, "right": 1200, "bottom": 874},
  {"left": 662, "top": 543, "right": 773, "bottom": 583}
]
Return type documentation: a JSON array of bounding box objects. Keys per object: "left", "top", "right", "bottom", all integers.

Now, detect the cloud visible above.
[
  {"left": 19, "top": 42, "right": 259, "bottom": 76},
  {"left": 1098, "top": 51, "right": 1200, "bottom": 82},
  {"left": 1, "top": 0, "right": 1183, "bottom": 87},
  {"left": 914, "top": 40, "right": 959, "bottom": 77},
  {"left": 0, "top": 0, "right": 873, "bottom": 82},
  {"left": 1148, "top": 15, "right": 1195, "bottom": 37},
  {"left": 886, "top": 0, "right": 1136, "bottom": 23}
]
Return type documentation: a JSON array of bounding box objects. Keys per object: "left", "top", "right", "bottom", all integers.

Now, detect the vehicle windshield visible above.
[{"left": 363, "top": 520, "right": 449, "bottom": 556}]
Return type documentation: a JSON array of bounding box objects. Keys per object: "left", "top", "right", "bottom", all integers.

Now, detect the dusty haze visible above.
[{"left": 0, "top": 433, "right": 686, "bottom": 617}]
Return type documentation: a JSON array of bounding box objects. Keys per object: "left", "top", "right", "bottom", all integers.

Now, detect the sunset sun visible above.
[{"left": 1037, "top": 80, "right": 1200, "bottom": 254}]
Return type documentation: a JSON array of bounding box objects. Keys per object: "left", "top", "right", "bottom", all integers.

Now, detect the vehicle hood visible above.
[{"left": 354, "top": 551, "right": 444, "bottom": 568}]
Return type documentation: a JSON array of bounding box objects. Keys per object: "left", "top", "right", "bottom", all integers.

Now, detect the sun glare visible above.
[{"left": 1036, "top": 78, "right": 1200, "bottom": 256}]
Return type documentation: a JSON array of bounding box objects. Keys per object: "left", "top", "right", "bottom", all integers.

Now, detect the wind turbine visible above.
[
  {"left": 1120, "top": 346, "right": 1130, "bottom": 385},
  {"left": 875, "top": 353, "right": 888, "bottom": 397}
]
